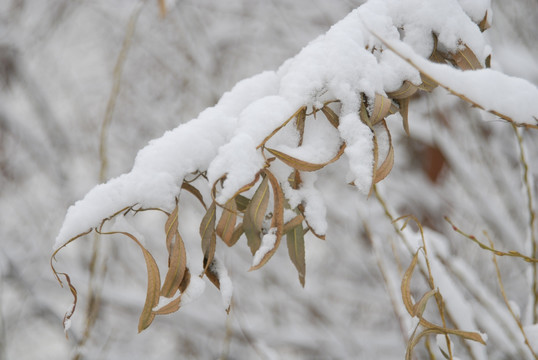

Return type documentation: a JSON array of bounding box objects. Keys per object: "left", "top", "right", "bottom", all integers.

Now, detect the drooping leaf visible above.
[
  {"left": 282, "top": 213, "right": 305, "bottom": 234},
  {"left": 200, "top": 201, "right": 217, "bottom": 274},
  {"left": 243, "top": 175, "right": 270, "bottom": 255},
  {"left": 286, "top": 218, "right": 306, "bottom": 287},
  {"left": 296, "top": 106, "right": 306, "bottom": 145},
  {"left": 216, "top": 198, "right": 237, "bottom": 246},
  {"left": 372, "top": 121, "right": 394, "bottom": 184},
  {"left": 164, "top": 202, "right": 179, "bottom": 256},
  {"left": 249, "top": 170, "right": 284, "bottom": 271},
  {"left": 181, "top": 181, "right": 207, "bottom": 209},
  {"left": 160, "top": 230, "right": 187, "bottom": 298},
  {"left": 153, "top": 268, "right": 191, "bottom": 315},
  {"left": 227, "top": 223, "right": 245, "bottom": 247},
  {"left": 205, "top": 259, "right": 221, "bottom": 290},
  {"left": 402, "top": 249, "right": 420, "bottom": 316},
  {"left": 369, "top": 93, "right": 393, "bottom": 125},
  {"left": 266, "top": 142, "right": 346, "bottom": 172},
  {"left": 321, "top": 104, "right": 340, "bottom": 128}
]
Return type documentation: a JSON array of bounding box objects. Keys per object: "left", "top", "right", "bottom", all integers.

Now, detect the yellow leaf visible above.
[
  {"left": 402, "top": 249, "right": 420, "bottom": 316},
  {"left": 369, "top": 93, "right": 393, "bottom": 125},
  {"left": 373, "top": 121, "right": 394, "bottom": 184}
]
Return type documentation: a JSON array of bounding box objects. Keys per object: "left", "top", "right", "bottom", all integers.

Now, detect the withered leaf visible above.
[
  {"left": 243, "top": 175, "right": 270, "bottom": 255},
  {"left": 266, "top": 142, "right": 346, "bottom": 172},
  {"left": 216, "top": 198, "right": 237, "bottom": 246},
  {"left": 286, "top": 218, "right": 306, "bottom": 287},
  {"left": 234, "top": 194, "right": 250, "bottom": 212},
  {"left": 249, "top": 170, "right": 284, "bottom": 271},
  {"left": 200, "top": 201, "right": 217, "bottom": 274},
  {"left": 372, "top": 121, "right": 394, "bottom": 184},
  {"left": 296, "top": 106, "right": 306, "bottom": 146},
  {"left": 181, "top": 181, "right": 207, "bottom": 209},
  {"left": 160, "top": 230, "right": 187, "bottom": 298},
  {"left": 452, "top": 44, "right": 482, "bottom": 71},
  {"left": 369, "top": 93, "right": 393, "bottom": 125},
  {"left": 321, "top": 105, "right": 340, "bottom": 128},
  {"left": 387, "top": 81, "right": 418, "bottom": 100}
]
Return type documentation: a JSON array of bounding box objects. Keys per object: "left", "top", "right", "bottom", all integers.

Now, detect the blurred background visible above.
[{"left": 1, "top": 1, "right": 537, "bottom": 359}]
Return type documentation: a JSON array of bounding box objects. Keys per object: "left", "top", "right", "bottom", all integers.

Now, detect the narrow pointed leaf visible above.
[
  {"left": 181, "top": 181, "right": 207, "bottom": 209},
  {"left": 373, "top": 121, "right": 394, "bottom": 184},
  {"left": 282, "top": 214, "right": 305, "bottom": 234},
  {"left": 266, "top": 142, "right": 346, "bottom": 172},
  {"left": 160, "top": 230, "right": 187, "bottom": 298},
  {"left": 249, "top": 170, "right": 284, "bottom": 270},
  {"left": 216, "top": 198, "right": 237, "bottom": 246},
  {"left": 243, "top": 175, "right": 270, "bottom": 255},
  {"left": 154, "top": 267, "right": 192, "bottom": 315},
  {"left": 370, "top": 93, "right": 392, "bottom": 125},
  {"left": 227, "top": 223, "right": 244, "bottom": 247},
  {"left": 413, "top": 288, "right": 438, "bottom": 318},
  {"left": 286, "top": 220, "right": 306, "bottom": 287},
  {"left": 321, "top": 105, "right": 340, "bottom": 128},
  {"left": 399, "top": 97, "right": 410, "bottom": 135},
  {"left": 402, "top": 250, "right": 420, "bottom": 316},
  {"left": 205, "top": 259, "right": 221, "bottom": 290},
  {"left": 296, "top": 107, "right": 306, "bottom": 146},
  {"left": 200, "top": 201, "right": 217, "bottom": 274},
  {"left": 479, "top": 11, "right": 490, "bottom": 32}
]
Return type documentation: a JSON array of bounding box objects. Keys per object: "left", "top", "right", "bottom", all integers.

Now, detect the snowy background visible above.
[{"left": 1, "top": 0, "right": 538, "bottom": 359}]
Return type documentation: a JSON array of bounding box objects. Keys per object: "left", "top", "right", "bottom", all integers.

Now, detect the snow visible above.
[
  {"left": 252, "top": 230, "right": 277, "bottom": 268},
  {"left": 209, "top": 258, "right": 233, "bottom": 311}
]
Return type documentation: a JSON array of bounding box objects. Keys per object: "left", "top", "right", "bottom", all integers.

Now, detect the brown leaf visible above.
[
  {"left": 286, "top": 218, "right": 306, "bottom": 287},
  {"left": 372, "top": 121, "right": 394, "bottom": 184},
  {"left": 266, "top": 142, "right": 346, "bottom": 172},
  {"left": 399, "top": 97, "right": 410, "bottom": 135},
  {"left": 402, "top": 250, "right": 420, "bottom": 316},
  {"left": 296, "top": 107, "right": 306, "bottom": 146},
  {"left": 387, "top": 81, "right": 418, "bottom": 100},
  {"left": 479, "top": 11, "right": 490, "bottom": 32},
  {"left": 452, "top": 44, "right": 482, "bottom": 71},
  {"left": 200, "top": 201, "right": 217, "bottom": 274},
  {"left": 321, "top": 105, "right": 340, "bottom": 128},
  {"left": 216, "top": 198, "right": 237, "bottom": 246},
  {"left": 249, "top": 170, "right": 284, "bottom": 271},
  {"left": 243, "top": 175, "right": 270, "bottom": 255},
  {"left": 160, "top": 230, "right": 187, "bottom": 298},
  {"left": 282, "top": 214, "right": 305, "bottom": 234},
  {"left": 369, "top": 93, "right": 393, "bottom": 125},
  {"left": 154, "top": 268, "right": 192, "bottom": 316},
  {"left": 181, "top": 181, "right": 207, "bottom": 210}
]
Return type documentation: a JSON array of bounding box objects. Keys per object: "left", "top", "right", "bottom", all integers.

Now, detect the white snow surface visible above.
[{"left": 55, "top": 0, "right": 493, "bottom": 250}]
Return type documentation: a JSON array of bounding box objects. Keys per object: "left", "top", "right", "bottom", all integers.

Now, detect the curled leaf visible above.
[
  {"left": 369, "top": 93, "right": 393, "bottom": 125},
  {"left": 266, "top": 142, "right": 346, "bottom": 172},
  {"left": 321, "top": 104, "right": 340, "bottom": 128},
  {"left": 387, "top": 80, "right": 418, "bottom": 100},
  {"left": 452, "top": 44, "right": 482, "bottom": 71}
]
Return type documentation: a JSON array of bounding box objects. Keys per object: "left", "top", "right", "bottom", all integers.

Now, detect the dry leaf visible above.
[
  {"left": 266, "top": 142, "right": 346, "bottom": 172},
  {"left": 243, "top": 175, "right": 270, "bottom": 255},
  {"left": 286, "top": 216, "right": 306, "bottom": 287},
  {"left": 200, "top": 201, "right": 217, "bottom": 274},
  {"left": 216, "top": 198, "right": 237, "bottom": 246}
]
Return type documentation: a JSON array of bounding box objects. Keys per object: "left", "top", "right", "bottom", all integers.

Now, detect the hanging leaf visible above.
[
  {"left": 205, "top": 259, "right": 221, "bottom": 290},
  {"left": 216, "top": 198, "right": 237, "bottom": 246},
  {"left": 266, "top": 142, "right": 346, "bottom": 172},
  {"left": 372, "top": 121, "right": 395, "bottom": 184},
  {"left": 249, "top": 170, "right": 284, "bottom": 271},
  {"left": 160, "top": 230, "right": 187, "bottom": 298},
  {"left": 227, "top": 223, "right": 245, "bottom": 247},
  {"left": 200, "top": 201, "right": 217, "bottom": 274},
  {"left": 234, "top": 194, "right": 250, "bottom": 212},
  {"left": 286, "top": 217, "right": 306, "bottom": 287},
  {"left": 282, "top": 213, "right": 305, "bottom": 234},
  {"left": 181, "top": 181, "right": 207, "bottom": 210},
  {"left": 153, "top": 268, "right": 191, "bottom": 316},
  {"left": 399, "top": 98, "right": 410, "bottom": 135},
  {"left": 243, "top": 175, "right": 270, "bottom": 255},
  {"left": 321, "top": 104, "right": 340, "bottom": 128},
  {"left": 402, "top": 249, "right": 420, "bottom": 316},
  {"left": 296, "top": 106, "right": 306, "bottom": 146},
  {"left": 164, "top": 202, "right": 179, "bottom": 256}
]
